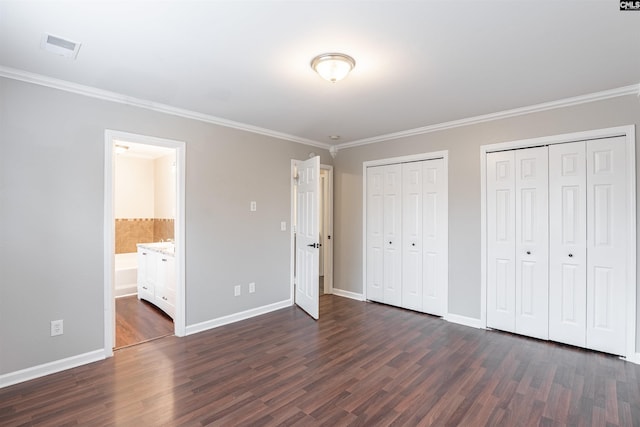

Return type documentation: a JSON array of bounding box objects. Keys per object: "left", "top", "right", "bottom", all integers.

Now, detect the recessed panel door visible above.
[
  {"left": 294, "top": 156, "right": 320, "bottom": 320},
  {"left": 487, "top": 151, "right": 516, "bottom": 333},
  {"left": 383, "top": 164, "right": 403, "bottom": 307},
  {"left": 402, "top": 161, "right": 423, "bottom": 311},
  {"left": 549, "top": 142, "right": 587, "bottom": 347},
  {"left": 366, "top": 166, "right": 385, "bottom": 303},
  {"left": 514, "top": 147, "right": 549, "bottom": 339},
  {"left": 586, "top": 137, "right": 627, "bottom": 356},
  {"left": 422, "top": 158, "right": 447, "bottom": 316}
]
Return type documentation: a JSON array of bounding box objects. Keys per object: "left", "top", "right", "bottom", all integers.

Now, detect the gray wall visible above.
[
  {"left": 1, "top": 74, "right": 638, "bottom": 377},
  {"left": 0, "top": 77, "right": 332, "bottom": 375},
  {"left": 333, "top": 95, "right": 640, "bottom": 348}
]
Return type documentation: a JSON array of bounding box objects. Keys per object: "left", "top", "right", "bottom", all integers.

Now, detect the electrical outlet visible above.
[
  {"left": 280, "top": 221, "right": 286, "bottom": 231},
  {"left": 250, "top": 201, "right": 257, "bottom": 212},
  {"left": 249, "top": 282, "right": 255, "bottom": 293},
  {"left": 234, "top": 285, "right": 241, "bottom": 296},
  {"left": 51, "top": 319, "right": 63, "bottom": 336}
]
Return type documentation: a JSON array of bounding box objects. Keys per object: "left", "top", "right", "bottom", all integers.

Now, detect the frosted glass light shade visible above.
[{"left": 311, "top": 53, "right": 355, "bottom": 83}]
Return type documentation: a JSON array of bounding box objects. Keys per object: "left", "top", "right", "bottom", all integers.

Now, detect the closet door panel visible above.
[
  {"left": 383, "top": 164, "right": 403, "bottom": 307},
  {"left": 366, "top": 166, "right": 385, "bottom": 303},
  {"left": 586, "top": 137, "right": 627, "bottom": 355},
  {"left": 423, "top": 158, "right": 447, "bottom": 316},
  {"left": 487, "top": 151, "right": 516, "bottom": 333},
  {"left": 514, "top": 147, "right": 549, "bottom": 339},
  {"left": 402, "top": 162, "right": 423, "bottom": 311},
  {"left": 549, "top": 142, "right": 587, "bottom": 347}
]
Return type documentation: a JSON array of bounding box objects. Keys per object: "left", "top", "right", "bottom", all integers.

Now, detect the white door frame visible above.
[
  {"left": 479, "top": 125, "right": 636, "bottom": 361},
  {"left": 362, "top": 150, "right": 449, "bottom": 314},
  {"left": 290, "top": 162, "right": 334, "bottom": 304},
  {"left": 103, "top": 129, "right": 186, "bottom": 357},
  {"left": 321, "top": 165, "right": 334, "bottom": 294}
]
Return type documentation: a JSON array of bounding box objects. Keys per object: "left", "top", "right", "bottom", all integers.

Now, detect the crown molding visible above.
[
  {"left": 336, "top": 83, "right": 640, "bottom": 150},
  {"left": 0, "top": 66, "right": 331, "bottom": 151},
  {"left": 2, "top": 65, "right": 637, "bottom": 155}
]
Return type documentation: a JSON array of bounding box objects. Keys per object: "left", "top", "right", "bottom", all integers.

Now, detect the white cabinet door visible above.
[
  {"left": 366, "top": 166, "right": 385, "bottom": 303},
  {"left": 294, "top": 156, "right": 320, "bottom": 320},
  {"left": 549, "top": 141, "right": 587, "bottom": 348},
  {"left": 137, "top": 248, "right": 155, "bottom": 302},
  {"left": 486, "top": 151, "right": 516, "bottom": 333},
  {"left": 383, "top": 164, "right": 403, "bottom": 307},
  {"left": 402, "top": 162, "right": 423, "bottom": 311},
  {"left": 514, "top": 147, "right": 549, "bottom": 339},
  {"left": 155, "top": 255, "right": 175, "bottom": 319},
  {"left": 422, "top": 158, "right": 447, "bottom": 316},
  {"left": 585, "top": 137, "right": 627, "bottom": 355}
]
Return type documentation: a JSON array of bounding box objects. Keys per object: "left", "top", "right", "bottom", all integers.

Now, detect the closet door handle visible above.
[
  {"left": 568, "top": 253, "right": 573, "bottom": 258},
  {"left": 526, "top": 251, "right": 531, "bottom": 255},
  {"left": 389, "top": 241, "right": 392, "bottom": 245},
  {"left": 412, "top": 243, "right": 416, "bottom": 247}
]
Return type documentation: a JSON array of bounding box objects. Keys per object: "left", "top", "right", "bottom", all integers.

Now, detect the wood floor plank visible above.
[
  {"left": 2, "top": 295, "right": 640, "bottom": 426},
  {"left": 115, "top": 295, "right": 174, "bottom": 348}
]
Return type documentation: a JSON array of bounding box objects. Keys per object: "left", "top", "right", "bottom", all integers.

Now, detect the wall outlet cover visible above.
[
  {"left": 249, "top": 282, "right": 255, "bottom": 293},
  {"left": 51, "top": 319, "right": 63, "bottom": 336},
  {"left": 234, "top": 285, "right": 241, "bottom": 296}
]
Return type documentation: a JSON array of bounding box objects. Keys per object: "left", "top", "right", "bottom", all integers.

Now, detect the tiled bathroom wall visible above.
[{"left": 115, "top": 218, "right": 175, "bottom": 254}]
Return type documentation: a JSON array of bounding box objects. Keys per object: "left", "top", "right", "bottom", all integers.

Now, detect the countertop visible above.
[{"left": 137, "top": 242, "right": 175, "bottom": 256}]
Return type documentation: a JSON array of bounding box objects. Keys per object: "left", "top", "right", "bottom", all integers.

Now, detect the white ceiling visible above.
[{"left": 1, "top": 1, "right": 639, "bottom": 148}]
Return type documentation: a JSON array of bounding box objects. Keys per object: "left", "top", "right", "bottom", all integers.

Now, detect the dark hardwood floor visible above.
[
  {"left": 115, "top": 295, "right": 174, "bottom": 349},
  {"left": 2, "top": 295, "right": 639, "bottom": 426}
]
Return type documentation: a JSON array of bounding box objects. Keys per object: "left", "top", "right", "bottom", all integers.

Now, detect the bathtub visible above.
[{"left": 115, "top": 252, "right": 138, "bottom": 297}]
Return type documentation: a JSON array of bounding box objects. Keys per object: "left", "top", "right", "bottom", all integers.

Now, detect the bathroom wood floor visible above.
[
  {"left": 2, "top": 295, "right": 639, "bottom": 426},
  {"left": 115, "top": 295, "right": 173, "bottom": 349}
]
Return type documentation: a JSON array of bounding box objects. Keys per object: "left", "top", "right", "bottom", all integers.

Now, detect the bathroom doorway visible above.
[{"left": 104, "top": 130, "right": 186, "bottom": 356}]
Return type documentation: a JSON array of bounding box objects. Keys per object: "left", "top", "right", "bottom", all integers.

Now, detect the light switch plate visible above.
[
  {"left": 280, "top": 221, "right": 286, "bottom": 231},
  {"left": 250, "top": 201, "right": 257, "bottom": 211}
]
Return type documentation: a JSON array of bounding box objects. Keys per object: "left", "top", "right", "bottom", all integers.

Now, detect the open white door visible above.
[{"left": 294, "top": 156, "right": 321, "bottom": 319}]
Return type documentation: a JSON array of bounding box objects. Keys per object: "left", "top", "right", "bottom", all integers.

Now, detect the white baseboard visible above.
[
  {"left": 115, "top": 291, "right": 137, "bottom": 298},
  {"left": 0, "top": 349, "right": 106, "bottom": 389},
  {"left": 332, "top": 288, "right": 365, "bottom": 301},
  {"left": 185, "top": 299, "right": 292, "bottom": 336},
  {"left": 626, "top": 353, "right": 640, "bottom": 365},
  {"left": 444, "top": 313, "right": 485, "bottom": 329}
]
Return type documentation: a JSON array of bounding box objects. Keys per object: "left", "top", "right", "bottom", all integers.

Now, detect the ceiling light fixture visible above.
[{"left": 311, "top": 53, "right": 355, "bottom": 83}]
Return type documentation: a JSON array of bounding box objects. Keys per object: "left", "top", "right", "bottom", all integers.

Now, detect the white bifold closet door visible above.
[
  {"left": 549, "top": 137, "right": 628, "bottom": 356},
  {"left": 421, "top": 159, "right": 447, "bottom": 316},
  {"left": 401, "top": 161, "right": 423, "bottom": 311},
  {"left": 367, "top": 159, "right": 446, "bottom": 315},
  {"left": 366, "top": 164, "right": 402, "bottom": 307},
  {"left": 486, "top": 147, "right": 549, "bottom": 339}
]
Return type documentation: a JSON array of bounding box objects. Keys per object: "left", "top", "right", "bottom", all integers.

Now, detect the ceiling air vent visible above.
[{"left": 40, "top": 33, "right": 81, "bottom": 59}]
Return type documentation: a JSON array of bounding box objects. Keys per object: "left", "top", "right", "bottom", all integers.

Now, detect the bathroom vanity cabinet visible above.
[{"left": 137, "top": 244, "right": 175, "bottom": 319}]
